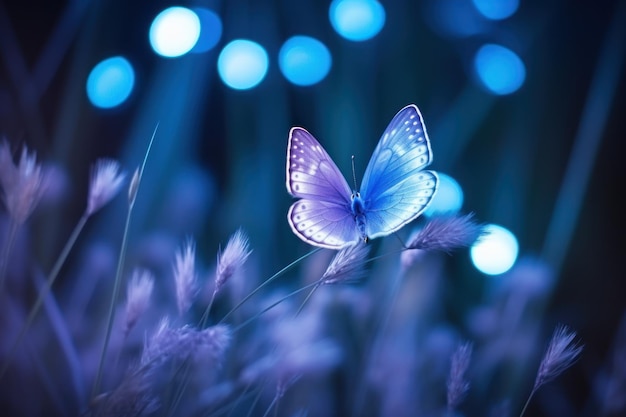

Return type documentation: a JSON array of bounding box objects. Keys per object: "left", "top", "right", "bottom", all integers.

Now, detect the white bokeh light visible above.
[
  {"left": 217, "top": 40, "right": 269, "bottom": 90},
  {"left": 471, "top": 224, "right": 519, "bottom": 275},
  {"left": 149, "top": 7, "right": 201, "bottom": 58},
  {"left": 329, "top": 0, "right": 386, "bottom": 41}
]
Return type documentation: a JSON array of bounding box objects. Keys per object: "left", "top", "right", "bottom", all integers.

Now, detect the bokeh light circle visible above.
[
  {"left": 472, "top": 0, "right": 519, "bottom": 20},
  {"left": 149, "top": 7, "right": 201, "bottom": 57},
  {"left": 329, "top": 0, "right": 386, "bottom": 41},
  {"left": 279, "top": 36, "right": 332, "bottom": 86},
  {"left": 470, "top": 224, "right": 519, "bottom": 275},
  {"left": 424, "top": 173, "right": 464, "bottom": 216},
  {"left": 86, "top": 56, "right": 135, "bottom": 109},
  {"left": 217, "top": 40, "right": 269, "bottom": 90},
  {"left": 474, "top": 44, "right": 526, "bottom": 95},
  {"left": 191, "top": 8, "right": 222, "bottom": 53}
]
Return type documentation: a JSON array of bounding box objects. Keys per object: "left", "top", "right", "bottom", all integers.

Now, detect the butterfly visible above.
[{"left": 286, "top": 104, "right": 439, "bottom": 249}]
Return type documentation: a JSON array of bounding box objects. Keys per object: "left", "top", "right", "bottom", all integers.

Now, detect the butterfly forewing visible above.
[
  {"left": 286, "top": 127, "right": 357, "bottom": 249},
  {"left": 359, "top": 105, "right": 438, "bottom": 238},
  {"left": 286, "top": 127, "right": 352, "bottom": 201}
]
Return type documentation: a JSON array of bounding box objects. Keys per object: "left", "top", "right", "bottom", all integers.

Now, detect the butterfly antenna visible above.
[{"left": 351, "top": 155, "right": 359, "bottom": 190}]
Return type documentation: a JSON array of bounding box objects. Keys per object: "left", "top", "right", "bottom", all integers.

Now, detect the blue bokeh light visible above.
[
  {"left": 470, "top": 224, "right": 519, "bottom": 275},
  {"left": 474, "top": 44, "right": 526, "bottom": 95},
  {"left": 279, "top": 36, "right": 332, "bottom": 86},
  {"left": 149, "top": 7, "right": 201, "bottom": 58},
  {"left": 329, "top": 0, "right": 386, "bottom": 41},
  {"left": 86, "top": 56, "right": 135, "bottom": 109},
  {"left": 424, "top": 173, "right": 464, "bottom": 216},
  {"left": 191, "top": 8, "right": 222, "bottom": 53},
  {"left": 472, "top": 0, "right": 519, "bottom": 20},
  {"left": 217, "top": 40, "right": 269, "bottom": 90}
]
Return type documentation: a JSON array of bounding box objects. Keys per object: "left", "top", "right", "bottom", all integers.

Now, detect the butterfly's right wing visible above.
[
  {"left": 359, "top": 105, "right": 438, "bottom": 239},
  {"left": 286, "top": 127, "right": 359, "bottom": 249}
]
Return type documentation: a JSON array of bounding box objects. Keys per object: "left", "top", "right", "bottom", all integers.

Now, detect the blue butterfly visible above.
[{"left": 286, "top": 104, "right": 439, "bottom": 249}]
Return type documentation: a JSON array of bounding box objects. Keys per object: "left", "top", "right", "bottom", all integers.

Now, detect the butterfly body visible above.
[
  {"left": 286, "top": 104, "right": 438, "bottom": 249},
  {"left": 350, "top": 192, "right": 368, "bottom": 242}
]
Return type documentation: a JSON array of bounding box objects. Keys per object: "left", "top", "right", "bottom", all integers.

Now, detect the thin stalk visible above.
[
  {"left": 519, "top": 388, "right": 537, "bottom": 417},
  {"left": 260, "top": 394, "right": 279, "bottom": 417},
  {"left": 294, "top": 281, "right": 322, "bottom": 317},
  {"left": 91, "top": 123, "right": 159, "bottom": 399},
  {"left": 232, "top": 282, "right": 318, "bottom": 334},
  {"left": 244, "top": 382, "right": 268, "bottom": 417},
  {"left": 91, "top": 204, "right": 133, "bottom": 398},
  {"left": 218, "top": 248, "right": 321, "bottom": 324},
  {"left": 0, "top": 218, "right": 19, "bottom": 293},
  {"left": 0, "top": 213, "right": 88, "bottom": 379},
  {"left": 199, "top": 289, "right": 217, "bottom": 328}
]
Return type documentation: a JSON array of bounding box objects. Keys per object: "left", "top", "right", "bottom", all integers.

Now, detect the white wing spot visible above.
[
  {"left": 300, "top": 149, "right": 304, "bottom": 154},
  {"left": 293, "top": 144, "right": 298, "bottom": 149},
  {"left": 299, "top": 157, "right": 304, "bottom": 162},
  {"left": 410, "top": 115, "right": 415, "bottom": 119},
  {"left": 412, "top": 121, "right": 418, "bottom": 126},
  {"left": 392, "top": 129, "right": 397, "bottom": 135},
  {"left": 404, "top": 120, "right": 409, "bottom": 125},
  {"left": 405, "top": 127, "right": 410, "bottom": 132}
]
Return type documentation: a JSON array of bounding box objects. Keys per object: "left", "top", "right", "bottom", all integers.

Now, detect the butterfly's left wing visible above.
[
  {"left": 359, "top": 104, "right": 438, "bottom": 239},
  {"left": 286, "top": 127, "right": 360, "bottom": 249}
]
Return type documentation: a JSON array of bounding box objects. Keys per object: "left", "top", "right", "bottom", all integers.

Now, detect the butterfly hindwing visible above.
[
  {"left": 286, "top": 127, "right": 357, "bottom": 249},
  {"left": 359, "top": 105, "right": 438, "bottom": 239},
  {"left": 288, "top": 199, "right": 360, "bottom": 249}
]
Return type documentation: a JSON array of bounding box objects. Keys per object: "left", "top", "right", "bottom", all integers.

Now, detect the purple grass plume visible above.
[
  {"left": 447, "top": 342, "right": 473, "bottom": 412},
  {"left": 0, "top": 140, "right": 47, "bottom": 224},
  {"left": 534, "top": 325, "right": 583, "bottom": 391},
  {"left": 215, "top": 228, "right": 252, "bottom": 292},
  {"left": 86, "top": 159, "right": 126, "bottom": 216},
  {"left": 520, "top": 325, "right": 583, "bottom": 417},
  {"left": 407, "top": 213, "right": 484, "bottom": 253},
  {"left": 141, "top": 318, "right": 231, "bottom": 368},
  {"left": 173, "top": 238, "right": 198, "bottom": 316},
  {"left": 124, "top": 269, "right": 154, "bottom": 337},
  {"left": 321, "top": 243, "right": 370, "bottom": 285}
]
